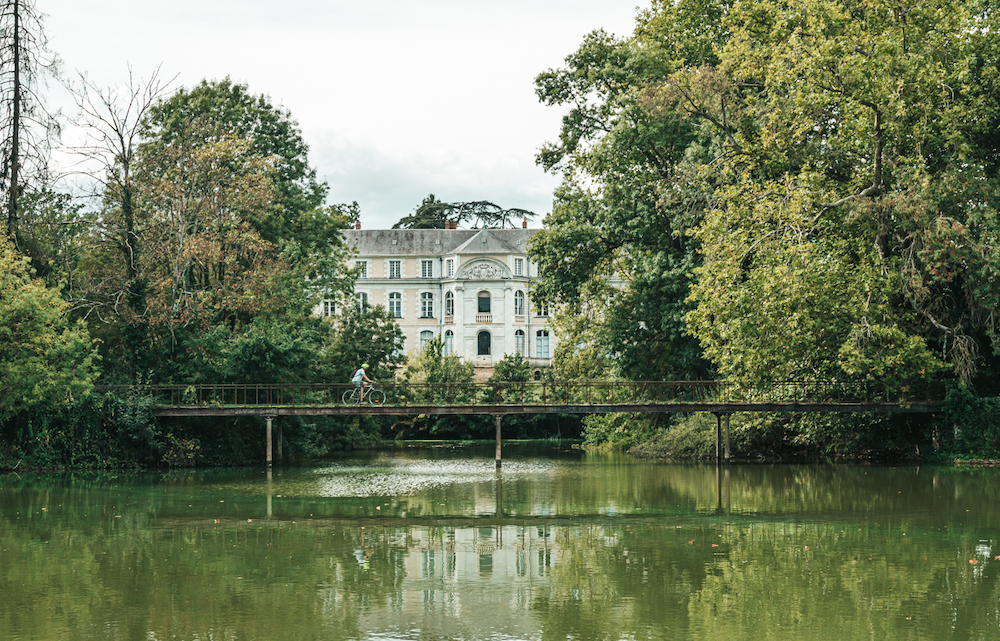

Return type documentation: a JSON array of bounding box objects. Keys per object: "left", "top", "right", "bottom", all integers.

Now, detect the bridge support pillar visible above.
[
  {"left": 495, "top": 415, "right": 502, "bottom": 469},
  {"left": 715, "top": 413, "right": 721, "bottom": 462},
  {"left": 724, "top": 414, "right": 730, "bottom": 463},
  {"left": 714, "top": 413, "right": 732, "bottom": 464},
  {"left": 264, "top": 415, "right": 276, "bottom": 467}
]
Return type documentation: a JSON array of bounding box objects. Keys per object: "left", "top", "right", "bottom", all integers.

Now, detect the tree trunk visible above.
[{"left": 6, "top": 0, "right": 21, "bottom": 239}]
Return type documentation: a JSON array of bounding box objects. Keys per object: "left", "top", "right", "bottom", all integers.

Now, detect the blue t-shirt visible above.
[{"left": 352, "top": 368, "right": 365, "bottom": 384}]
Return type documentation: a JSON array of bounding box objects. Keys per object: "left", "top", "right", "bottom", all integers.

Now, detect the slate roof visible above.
[{"left": 342, "top": 228, "right": 536, "bottom": 256}]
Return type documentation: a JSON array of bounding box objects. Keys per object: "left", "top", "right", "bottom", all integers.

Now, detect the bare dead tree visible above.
[
  {"left": 72, "top": 66, "right": 172, "bottom": 288},
  {"left": 0, "top": 0, "right": 60, "bottom": 244},
  {"left": 68, "top": 67, "right": 173, "bottom": 374}
]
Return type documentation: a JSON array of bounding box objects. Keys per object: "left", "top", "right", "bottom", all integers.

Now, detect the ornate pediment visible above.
[{"left": 455, "top": 258, "right": 511, "bottom": 281}]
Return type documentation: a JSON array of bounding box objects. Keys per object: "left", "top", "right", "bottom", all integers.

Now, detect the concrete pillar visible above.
[
  {"left": 264, "top": 415, "right": 275, "bottom": 467},
  {"left": 724, "top": 414, "right": 731, "bottom": 463},
  {"left": 715, "top": 413, "right": 721, "bottom": 463}
]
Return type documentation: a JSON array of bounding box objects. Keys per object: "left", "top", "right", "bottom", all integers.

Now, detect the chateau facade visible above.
[{"left": 337, "top": 225, "right": 553, "bottom": 374}]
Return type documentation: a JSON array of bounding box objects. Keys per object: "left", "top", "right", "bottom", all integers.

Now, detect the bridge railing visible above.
[
  {"left": 92, "top": 379, "right": 942, "bottom": 409},
  {"left": 382, "top": 380, "right": 733, "bottom": 406}
]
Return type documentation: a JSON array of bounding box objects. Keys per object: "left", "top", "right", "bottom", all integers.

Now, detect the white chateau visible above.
[{"left": 334, "top": 222, "right": 554, "bottom": 375}]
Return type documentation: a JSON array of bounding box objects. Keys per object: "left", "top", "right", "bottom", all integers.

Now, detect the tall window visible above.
[
  {"left": 355, "top": 260, "right": 368, "bottom": 278},
  {"left": 445, "top": 291, "right": 454, "bottom": 317},
  {"left": 389, "top": 260, "right": 401, "bottom": 279},
  {"left": 444, "top": 330, "right": 454, "bottom": 355},
  {"left": 514, "top": 258, "right": 524, "bottom": 276},
  {"left": 446, "top": 259, "right": 455, "bottom": 277},
  {"left": 388, "top": 292, "right": 402, "bottom": 318},
  {"left": 535, "top": 330, "right": 550, "bottom": 358},
  {"left": 421, "top": 292, "right": 434, "bottom": 318},
  {"left": 478, "top": 331, "right": 491, "bottom": 356},
  {"left": 478, "top": 291, "right": 491, "bottom": 313},
  {"left": 322, "top": 299, "right": 336, "bottom": 317},
  {"left": 514, "top": 290, "right": 524, "bottom": 315},
  {"left": 421, "top": 259, "right": 433, "bottom": 278},
  {"left": 420, "top": 330, "right": 434, "bottom": 349},
  {"left": 356, "top": 292, "right": 369, "bottom": 311},
  {"left": 515, "top": 329, "right": 525, "bottom": 355}
]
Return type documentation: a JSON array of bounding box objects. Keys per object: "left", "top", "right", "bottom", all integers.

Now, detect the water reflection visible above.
[{"left": 3, "top": 444, "right": 1000, "bottom": 640}]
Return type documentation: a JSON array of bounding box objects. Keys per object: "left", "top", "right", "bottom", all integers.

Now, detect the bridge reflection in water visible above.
[{"left": 94, "top": 380, "right": 940, "bottom": 467}]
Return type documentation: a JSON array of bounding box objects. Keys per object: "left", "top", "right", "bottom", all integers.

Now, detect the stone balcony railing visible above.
[
  {"left": 444, "top": 315, "right": 454, "bottom": 324},
  {"left": 514, "top": 314, "right": 526, "bottom": 324},
  {"left": 475, "top": 313, "right": 493, "bottom": 323}
]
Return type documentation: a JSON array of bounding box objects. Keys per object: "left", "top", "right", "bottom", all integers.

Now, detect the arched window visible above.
[
  {"left": 420, "top": 330, "right": 434, "bottom": 349},
  {"left": 478, "top": 291, "right": 491, "bottom": 313},
  {"left": 388, "top": 292, "right": 402, "bottom": 318},
  {"left": 445, "top": 291, "right": 454, "bottom": 317},
  {"left": 535, "top": 330, "right": 550, "bottom": 358},
  {"left": 477, "top": 330, "right": 491, "bottom": 356},
  {"left": 514, "top": 290, "right": 524, "bottom": 315},
  {"left": 444, "top": 330, "right": 454, "bottom": 355},
  {"left": 515, "top": 329, "right": 525, "bottom": 355}
]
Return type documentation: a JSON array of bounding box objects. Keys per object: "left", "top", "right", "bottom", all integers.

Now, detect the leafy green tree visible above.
[
  {"left": 325, "top": 303, "right": 406, "bottom": 383},
  {"left": 536, "top": 0, "right": 1000, "bottom": 453},
  {"left": 141, "top": 78, "right": 327, "bottom": 243},
  {"left": 226, "top": 316, "right": 331, "bottom": 385},
  {"left": 70, "top": 77, "right": 354, "bottom": 381},
  {"left": 394, "top": 194, "right": 537, "bottom": 229},
  {"left": 541, "top": 0, "right": 1000, "bottom": 396},
  {"left": 401, "top": 336, "right": 474, "bottom": 386},
  {"left": 535, "top": 0, "right": 1000, "bottom": 454},
  {"left": 12, "top": 189, "right": 85, "bottom": 288},
  {"left": 684, "top": 0, "right": 1000, "bottom": 396},
  {"left": 489, "top": 352, "right": 531, "bottom": 384},
  {"left": 0, "top": 234, "right": 99, "bottom": 424},
  {"left": 393, "top": 336, "right": 485, "bottom": 438},
  {"left": 393, "top": 194, "right": 451, "bottom": 229},
  {"left": 530, "top": 1, "right": 726, "bottom": 383}
]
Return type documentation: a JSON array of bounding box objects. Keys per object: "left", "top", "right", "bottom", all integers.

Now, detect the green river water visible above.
[{"left": 2, "top": 441, "right": 1000, "bottom": 640}]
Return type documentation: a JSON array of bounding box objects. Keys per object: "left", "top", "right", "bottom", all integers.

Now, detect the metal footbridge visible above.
[
  {"left": 96, "top": 380, "right": 939, "bottom": 417},
  {"left": 95, "top": 380, "right": 939, "bottom": 467}
]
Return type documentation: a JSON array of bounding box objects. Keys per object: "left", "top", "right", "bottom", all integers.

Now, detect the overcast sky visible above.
[{"left": 41, "top": 0, "right": 646, "bottom": 229}]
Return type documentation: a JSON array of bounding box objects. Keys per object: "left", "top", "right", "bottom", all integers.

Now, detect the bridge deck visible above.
[{"left": 95, "top": 381, "right": 940, "bottom": 417}]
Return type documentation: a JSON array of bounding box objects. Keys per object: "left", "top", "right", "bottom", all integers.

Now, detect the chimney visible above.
[
  {"left": 445, "top": 220, "right": 457, "bottom": 229},
  {"left": 355, "top": 221, "right": 361, "bottom": 230},
  {"left": 522, "top": 216, "right": 527, "bottom": 228}
]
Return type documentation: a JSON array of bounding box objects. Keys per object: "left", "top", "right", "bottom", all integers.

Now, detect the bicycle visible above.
[{"left": 342, "top": 382, "right": 386, "bottom": 405}]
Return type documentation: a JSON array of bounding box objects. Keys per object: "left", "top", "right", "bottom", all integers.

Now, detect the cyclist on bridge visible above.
[{"left": 352, "top": 363, "right": 373, "bottom": 403}]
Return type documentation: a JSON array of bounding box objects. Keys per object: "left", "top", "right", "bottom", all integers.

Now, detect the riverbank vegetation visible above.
[
  {"left": 531, "top": 0, "right": 1000, "bottom": 460},
  {"left": 5, "top": 0, "right": 1000, "bottom": 467}
]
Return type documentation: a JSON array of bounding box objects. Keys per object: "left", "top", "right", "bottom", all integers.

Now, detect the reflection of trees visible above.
[
  {"left": 688, "top": 523, "right": 1000, "bottom": 640},
  {"left": 0, "top": 518, "right": 409, "bottom": 640},
  {"left": 6, "top": 465, "right": 1000, "bottom": 639}
]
